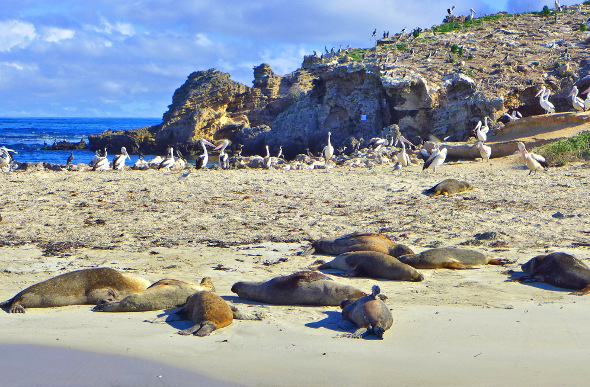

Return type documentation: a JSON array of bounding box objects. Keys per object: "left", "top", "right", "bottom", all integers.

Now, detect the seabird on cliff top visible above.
[
  {"left": 578, "top": 86, "right": 590, "bottom": 111},
  {"left": 195, "top": 139, "right": 215, "bottom": 169},
  {"left": 447, "top": 5, "right": 455, "bottom": 16},
  {"left": 214, "top": 140, "right": 230, "bottom": 169}
]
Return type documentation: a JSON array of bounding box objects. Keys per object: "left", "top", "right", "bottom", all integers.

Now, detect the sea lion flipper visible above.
[
  {"left": 372, "top": 325, "right": 386, "bottom": 340},
  {"left": 346, "top": 327, "right": 368, "bottom": 339},
  {"left": 488, "top": 258, "right": 513, "bottom": 266},
  {"left": 194, "top": 322, "right": 217, "bottom": 337},
  {"left": 300, "top": 245, "right": 315, "bottom": 256},
  {"left": 9, "top": 302, "right": 25, "bottom": 314},
  {"left": 231, "top": 306, "right": 265, "bottom": 321},
  {"left": 571, "top": 285, "right": 590, "bottom": 296},
  {"left": 177, "top": 324, "right": 202, "bottom": 335},
  {"left": 443, "top": 262, "right": 476, "bottom": 270}
]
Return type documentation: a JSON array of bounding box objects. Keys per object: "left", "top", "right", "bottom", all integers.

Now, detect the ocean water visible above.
[{"left": 0, "top": 117, "right": 161, "bottom": 165}]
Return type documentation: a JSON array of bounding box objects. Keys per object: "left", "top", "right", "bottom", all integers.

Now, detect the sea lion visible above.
[
  {"left": 0, "top": 268, "right": 150, "bottom": 313},
  {"left": 397, "top": 247, "right": 508, "bottom": 269},
  {"left": 309, "top": 232, "right": 414, "bottom": 257},
  {"left": 341, "top": 285, "right": 393, "bottom": 339},
  {"left": 231, "top": 271, "right": 367, "bottom": 306},
  {"left": 177, "top": 290, "right": 234, "bottom": 336},
  {"left": 423, "top": 179, "right": 473, "bottom": 196},
  {"left": 93, "top": 278, "right": 214, "bottom": 312},
  {"left": 518, "top": 252, "right": 590, "bottom": 294},
  {"left": 317, "top": 251, "right": 424, "bottom": 281}
]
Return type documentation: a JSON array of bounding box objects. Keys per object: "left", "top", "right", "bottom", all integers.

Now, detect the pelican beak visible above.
[
  {"left": 401, "top": 136, "right": 414, "bottom": 147},
  {"left": 581, "top": 87, "right": 590, "bottom": 95},
  {"left": 203, "top": 140, "right": 215, "bottom": 147},
  {"left": 534, "top": 89, "right": 543, "bottom": 97},
  {"left": 213, "top": 142, "right": 225, "bottom": 150},
  {"left": 568, "top": 89, "right": 576, "bottom": 97}
]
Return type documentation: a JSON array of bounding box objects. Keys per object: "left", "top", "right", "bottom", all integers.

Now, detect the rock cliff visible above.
[{"left": 89, "top": 6, "right": 590, "bottom": 157}]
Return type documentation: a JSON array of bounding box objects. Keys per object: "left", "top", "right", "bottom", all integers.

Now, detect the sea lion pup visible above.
[
  {"left": 341, "top": 285, "right": 393, "bottom": 339},
  {"left": 231, "top": 271, "right": 367, "bottom": 306},
  {"left": 308, "top": 232, "right": 414, "bottom": 258},
  {"left": 397, "top": 247, "right": 508, "bottom": 269},
  {"left": 317, "top": 251, "right": 424, "bottom": 281},
  {"left": 517, "top": 252, "right": 590, "bottom": 295},
  {"left": 423, "top": 179, "right": 473, "bottom": 196},
  {"left": 177, "top": 290, "right": 234, "bottom": 336},
  {"left": 93, "top": 278, "right": 213, "bottom": 312},
  {"left": 0, "top": 268, "right": 150, "bottom": 313}
]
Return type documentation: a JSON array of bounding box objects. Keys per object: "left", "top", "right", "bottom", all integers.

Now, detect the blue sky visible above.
[{"left": 0, "top": 0, "right": 580, "bottom": 117}]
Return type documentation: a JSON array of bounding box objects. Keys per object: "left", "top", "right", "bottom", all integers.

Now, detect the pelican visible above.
[
  {"left": 579, "top": 86, "right": 590, "bottom": 111},
  {"left": 214, "top": 140, "right": 230, "bottom": 169},
  {"left": 323, "top": 132, "right": 334, "bottom": 163},
  {"left": 263, "top": 145, "right": 272, "bottom": 169},
  {"left": 503, "top": 110, "right": 522, "bottom": 121},
  {"left": 112, "top": 147, "right": 130, "bottom": 170},
  {"left": 67, "top": 151, "right": 74, "bottom": 165},
  {"left": 474, "top": 120, "right": 487, "bottom": 142},
  {"left": 476, "top": 141, "right": 491, "bottom": 162},
  {"left": 447, "top": 5, "right": 455, "bottom": 16},
  {"left": 277, "top": 145, "right": 283, "bottom": 159},
  {"left": 466, "top": 8, "right": 476, "bottom": 21},
  {"left": 92, "top": 148, "right": 110, "bottom": 171},
  {"left": 568, "top": 86, "right": 585, "bottom": 111},
  {"left": 535, "top": 86, "right": 555, "bottom": 114},
  {"left": 0, "top": 147, "right": 16, "bottom": 169},
  {"left": 89, "top": 148, "right": 106, "bottom": 168},
  {"left": 518, "top": 142, "right": 547, "bottom": 174},
  {"left": 368, "top": 137, "right": 387, "bottom": 150},
  {"left": 423, "top": 147, "right": 447, "bottom": 172},
  {"left": 158, "top": 147, "right": 175, "bottom": 170},
  {"left": 195, "top": 139, "right": 215, "bottom": 169},
  {"left": 399, "top": 136, "right": 413, "bottom": 167}
]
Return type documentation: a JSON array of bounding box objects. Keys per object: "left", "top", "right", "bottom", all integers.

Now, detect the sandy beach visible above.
[{"left": 1, "top": 153, "right": 590, "bottom": 386}]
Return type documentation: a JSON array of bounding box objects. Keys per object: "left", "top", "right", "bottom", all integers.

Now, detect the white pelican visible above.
[
  {"left": 568, "top": 86, "right": 585, "bottom": 111},
  {"left": 503, "top": 110, "right": 522, "bottom": 121},
  {"left": 158, "top": 147, "right": 175, "bottom": 170},
  {"left": 174, "top": 149, "right": 186, "bottom": 170},
  {"left": 263, "top": 145, "right": 272, "bottom": 169},
  {"left": 517, "top": 142, "right": 547, "bottom": 174},
  {"left": 133, "top": 156, "right": 149, "bottom": 170},
  {"left": 579, "top": 86, "right": 590, "bottom": 111},
  {"left": 112, "top": 147, "right": 130, "bottom": 170},
  {"left": 89, "top": 148, "right": 105, "bottom": 168},
  {"left": 323, "top": 132, "right": 334, "bottom": 162},
  {"left": 195, "top": 139, "right": 215, "bottom": 169},
  {"left": 466, "top": 8, "right": 476, "bottom": 21},
  {"left": 277, "top": 146, "right": 283, "bottom": 159},
  {"left": 214, "top": 140, "right": 230, "bottom": 169},
  {"left": 92, "top": 148, "right": 110, "bottom": 171},
  {"left": 474, "top": 120, "right": 487, "bottom": 142},
  {"left": 399, "top": 136, "right": 413, "bottom": 167},
  {"left": 535, "top": 86, "right": 555, "bottom": 114},
  {"left": 423, "top": 147, "right": 447, "bottom": 172},
  {"left": 367, "top": 137, "right": 387, "bottom": 150},
  {"left": 0, "top": 147, "right": 16, "bottom": 169},
  {"left": 476, "top": 141, "right": 491, "bottom": 162}
]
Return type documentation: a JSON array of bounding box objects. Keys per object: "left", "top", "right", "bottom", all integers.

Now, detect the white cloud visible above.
[
  {"left": 86, "top": 18, "right": 135, "bottom": 37},
  {"left": 0, "top": 20, "right": 37, "bottom": 52},
  {"left": 42, "top": 27, "right": 75, "bottom": 43},
  {"left": 195, "top": 33, "right": 212, "bottom": 47},
  {"left": 0, "top": 61, "right": 38, "bottom": 71}
]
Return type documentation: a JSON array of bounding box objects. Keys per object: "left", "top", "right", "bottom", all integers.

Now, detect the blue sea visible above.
[{"left": 0, "top": 117, "right": 161, "bottom": 165}]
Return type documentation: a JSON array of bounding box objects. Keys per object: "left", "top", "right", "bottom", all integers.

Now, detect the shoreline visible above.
[{"left": 1, "top": 155, "right": 590, "bottom": 385}]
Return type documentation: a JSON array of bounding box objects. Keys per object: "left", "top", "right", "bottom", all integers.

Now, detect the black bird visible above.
[
  {"left": 67, "top": 151, "right": 73, "bottom": 165},
  {"left": 447, "top": 5, "right": 455, "bottom": 16}
]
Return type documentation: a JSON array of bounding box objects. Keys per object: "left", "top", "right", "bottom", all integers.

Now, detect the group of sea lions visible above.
[{"left": 3, "top": 233, "right": 590, "bottom": 340}]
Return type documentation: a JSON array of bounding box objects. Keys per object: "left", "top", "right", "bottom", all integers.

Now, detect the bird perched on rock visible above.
[{"left": 535, "top": 86, "right": 555, "bottom": 114}]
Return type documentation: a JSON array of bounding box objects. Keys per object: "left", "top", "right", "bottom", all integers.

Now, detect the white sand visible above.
[{"left": 1, "top": 155, "right": 590, "bottom": 385}]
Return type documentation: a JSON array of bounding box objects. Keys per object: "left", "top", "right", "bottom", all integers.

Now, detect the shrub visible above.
[
  {"left": 581, "top": 23, "right": 588, "bottom": 32},
  {"left": 412, "top": 28, "right": 421, "bottom": 38},
  {"left": 467, "top": 54, "right": 474, "bottom": 60},
  {"left": 448, "top": 57, "right": 456, "bottom": 63},
  {"left": 541, "top": 5, "right": 550, "bottom": 17},
  {"left": 451, "top": 44, "right": 459, "bottom": 53},
  {"left": 396, "top": 44, "right": 407, "bottom": 51},
  {"left": 539, "top": 131, "right": 590, "bottom": 166},
  {"left": 458, "top": 46, "right": 464, "bottom": 56}
]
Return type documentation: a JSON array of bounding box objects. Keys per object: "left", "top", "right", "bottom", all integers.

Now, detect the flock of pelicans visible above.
[{"left": 2, "top": 232, "right": 590, "bottom": 339}]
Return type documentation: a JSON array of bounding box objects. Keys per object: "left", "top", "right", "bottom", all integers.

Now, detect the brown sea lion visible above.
[
  {"left": 423, "top": 179, "right": 473, "bottom": 196},
  {"left": 518, "top": 252, "right": 590, "bottom": 295},
  {"left": 0, "top": 268, "right": 150, "bottom": 313},
  {"left": 231, "top": 271, "right": 367, "bottom": 306},
  {"left": 341, "top": 285, "right": 393, "bottom": 339},
  {"left": 93, "top": 278, "right": 214, "bottom": 312},
  {"left": 309, "top": 232, "right": 414, "bottom": 257},
  {"left": 397, "top": 247, "right": 508, "bottom": 269},
  {"left": 317, "top": 251, "right": 424, "bottom": 281},
  {"left": 177, "top": 290, "right": 234, "bottom": 336}
]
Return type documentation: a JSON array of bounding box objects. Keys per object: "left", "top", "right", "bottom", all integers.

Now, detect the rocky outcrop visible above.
[{"left": 90, "top": 9, "right": 590, "bottom": 158}]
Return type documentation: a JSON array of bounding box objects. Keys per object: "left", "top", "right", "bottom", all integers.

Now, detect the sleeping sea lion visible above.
[
  {"left": 93, "top": 278, "right": 214, "bottom": 312},
  {"left": 423, "top": 179, "right": 473, "bottom": 196},
  {"left": 0, "top": 268, "right": 150, "bottom": 313},
  {"left": 177, "top": 290, "right": 234, "bottom": 336},
  {"left": 309, "top": 232, "right": 414, "bottom": 257},
  {"left": 518, "top": 252, "right": 590, "bottom": 295},
  {"left": 341, "top": 285, "right": 393, "bottom": 339},
  {"left": 317, "top": 251, "right": 424, "bottom": 281},
  {"left": 397, "top": 247, "right": 508, "bottom": 269},
  {"left": 231, "top": 271, "right": 367, "bottom": 306}
]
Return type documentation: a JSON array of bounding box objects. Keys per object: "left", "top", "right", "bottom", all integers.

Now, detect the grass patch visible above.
[
  {"left": 396, "top": 44, "right": 407, "bottom": 51},
  {"left": 538, "top": 131, "right": 590, "bottom": 166},
  {"left": 348, "top": 49, "right": 365, "bottom": 61}
]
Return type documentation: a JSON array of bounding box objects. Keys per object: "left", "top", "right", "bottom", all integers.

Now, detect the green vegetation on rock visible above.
[{"left": 540, "top": 131, "right": 590, "bottom": 166}]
